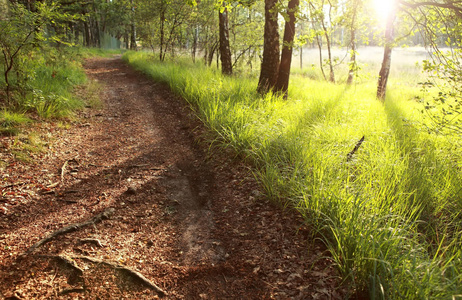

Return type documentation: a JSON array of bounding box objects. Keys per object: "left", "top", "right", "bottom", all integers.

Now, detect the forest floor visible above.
[{"left": 0, "top": 56, "right": 345, "bottom": 299}]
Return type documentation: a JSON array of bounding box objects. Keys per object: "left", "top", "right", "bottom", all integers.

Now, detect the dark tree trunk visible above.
[
  {"left": 257, "top": 0, "right": 280, "bottom": 94},
  {"left": 219, "top": 3, "right": 232, "bottom": 75},
  {"left": 84, "top": 21, "right": 91, "bottom": 47},
  {"left": 377, "top": 3, "right": 396, "bottom": 101},
  {"left": 273, "top": 0, "right": 299, "bottom": 97}
]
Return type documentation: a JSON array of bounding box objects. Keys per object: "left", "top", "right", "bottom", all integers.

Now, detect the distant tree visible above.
[
  {"left": 219, "top": 1, "right": 233, "bottom": 75},
  {"left": 377, "top": 0, "right": 397, "bottom": 101},
  {"left": 308, "top": 0, "right": 338, "bottom": 83},
  {"left": 257, "top": 0, "right": 279, "bottom": 94},
  {"left": 345, "top": 0, "right": 362, "bottom": 85}
]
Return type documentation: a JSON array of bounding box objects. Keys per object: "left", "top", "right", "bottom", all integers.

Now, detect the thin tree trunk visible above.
[
  {"left": 208, "top": 40, "right": 218, "bottom": 67},
  {"left": 219, "top": 3, "right": 232, "bottom": 75},
  {"left": 273, "top": 0, "right": 300, "bottom": 97},
  {"left": 346, "top": 0, "right": 359, "bottom": 85},
  {"left": 346, "top": 33, "right": 356, "bottom": 85},
  {"left": 159, "top": 2, "right": 165, "bottom": 61},
  {"left": 192, "top": 26, "right": 198, "bottom": 63},
  {"left": 321, "top": 20, "right": 335, "bottom": 83},
  {"left": 315, "top": 34, "right": 327, "bottom": 81},
  {"left": 377, "top": 2, "right": 397, "bottom": 101},
  {"left": 257, "top": 0, "right": 280, "bottom": 94},
  {"left": 130, "top": 0, "right": 137, "bottom": 50}
]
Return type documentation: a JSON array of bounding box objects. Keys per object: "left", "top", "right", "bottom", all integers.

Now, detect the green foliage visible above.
[
  {"left": 420, "top": 51, "right": 462, "bottom": 135},
  {"left": 124, "top": 51, "right": 462, "bottom": 299},
  {"left": 0, "top": 111, "right": 30, "bottom": 135}
]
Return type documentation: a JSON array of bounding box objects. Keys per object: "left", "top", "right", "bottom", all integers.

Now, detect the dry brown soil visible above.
[{"left": 0, "top": 57, "right": 345, "bottom": 299}]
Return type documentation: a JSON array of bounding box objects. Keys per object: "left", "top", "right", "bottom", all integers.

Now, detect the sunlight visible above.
[{"left": 372, "top": 0, "right": 394, "bottom": 24}]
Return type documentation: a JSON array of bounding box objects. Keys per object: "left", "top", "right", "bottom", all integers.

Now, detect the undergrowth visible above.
[
  {"left": 123, "top": 50, "right": 462, "bottom": 299},
  {"left": 0, "top": 46, "right": 94, "bottom": 134}
]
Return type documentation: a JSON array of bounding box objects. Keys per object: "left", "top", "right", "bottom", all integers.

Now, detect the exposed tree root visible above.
[
  {"left": 73, "top": 255, "right": 167, "bottom": 297},
  {"left": 23, "top": 207, "right": 115, "bottom": 256},
  {"left": 36, "top": 254, "right": 85, "bottom": 285}
]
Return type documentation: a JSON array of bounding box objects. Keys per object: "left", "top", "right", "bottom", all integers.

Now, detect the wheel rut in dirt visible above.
[{"left": 0, "top": 56, "right": 343, "bottom": 299}]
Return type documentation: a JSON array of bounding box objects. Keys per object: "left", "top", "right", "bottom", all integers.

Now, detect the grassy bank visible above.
[
  {"left": 0, "top": 47, "right": 115, "bottom": 133},
  {"left": 123, "top": 51, "right": 462, "bottom": 298}
]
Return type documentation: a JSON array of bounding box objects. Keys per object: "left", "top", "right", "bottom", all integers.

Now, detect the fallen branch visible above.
[
  {"left": 74, "top": 255, "right": 167, "bottom": 297},
  {"left": 23, "top": 207, "right": 115, "bottom": 256},
  {"left": 61, "top": 160, "right": 69, "bottom": 182},
  {"left": 346, "top": 136, "right": 365, "bottom": 162}
]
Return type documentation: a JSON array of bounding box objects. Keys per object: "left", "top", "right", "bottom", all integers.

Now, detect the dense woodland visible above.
[{"left": 2, "top": 0, "right": 462, "bottom": 298}]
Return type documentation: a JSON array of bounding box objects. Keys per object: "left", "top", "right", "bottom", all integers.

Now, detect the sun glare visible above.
[{"left": 373, "top": 0, "right": 394, "bottom": 24}]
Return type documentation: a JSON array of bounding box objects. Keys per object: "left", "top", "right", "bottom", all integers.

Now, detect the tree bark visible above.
[
  {"left": 273, "top": 0, "right": 300, "bottom": 97},
  {"left": 377, "top": 2, "right": 397, "bottom": 101},
  {"left": 257, "top": 0, "right": 280, "bottom": 94},
  {"left": 219, "top": 3, "right": 232, "bottom": 75}
]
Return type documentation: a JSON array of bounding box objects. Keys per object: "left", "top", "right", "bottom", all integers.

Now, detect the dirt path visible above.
[{"left": 0, "top": 57, "right": 343, "bottom": 299}]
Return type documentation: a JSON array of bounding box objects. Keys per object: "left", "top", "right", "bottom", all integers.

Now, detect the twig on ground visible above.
[
  {"left": 346, "top": 136, "right": 365, "bottom": 162},
  {"left": 1, "top": 182, "right": 26, "bottom": 189},
  {"left": 61, "top": 160, "right": 69, "bottom": 182},
  {"left": 22, "top": 207, "right": 115, "bottom": 255}
]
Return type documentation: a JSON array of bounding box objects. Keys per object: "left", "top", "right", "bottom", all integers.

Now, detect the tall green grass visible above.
[
  {"left": 123, "top": 51, "right": 462, "bottom": 299},
  {"left": 1, "top": 47, "right": 89, "bottom": 122}
]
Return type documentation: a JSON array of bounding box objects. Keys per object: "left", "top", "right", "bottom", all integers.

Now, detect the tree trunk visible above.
[
  {"left": 219, "top": 3, "right": 232, "bottom": 75},
  {"left": 346, "top": 32, "right": 356, "bottom": 85},
  {"left": 129, "top": 0, "right": 137, "bottom": 50},
  {"left": 315, "top": 34, "right": 327, "bottom": 81},
  {"left": 257, "top": 0, "right": 280, "bottom": 94},
  {"left": 346, "top": 0, "right": 359, "bottom": 85},
  {"left": 159, "top": 2, "right": 165, "bottom": 61},
  {"left": 321, "top": 20, "right": 335, "bottom": 83},
  {"left": 377, "top": 2, "right": 397, "bottom": 101},
  {"left": 192, "top": 26, "right": 198, "bottom": 63},
  {"left": 273, "top": 0, "right": 299, "bottom": 97},
  {"left": 84, "top": 21, "right": 91, "bottom": 47},
  {"left": 208, "top": 40, "right": 218, "bottom": 67}
]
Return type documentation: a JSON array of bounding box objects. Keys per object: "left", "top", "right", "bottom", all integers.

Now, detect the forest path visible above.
[{"left": 0, "top": 56, "right": 342, "bottom": 299}]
